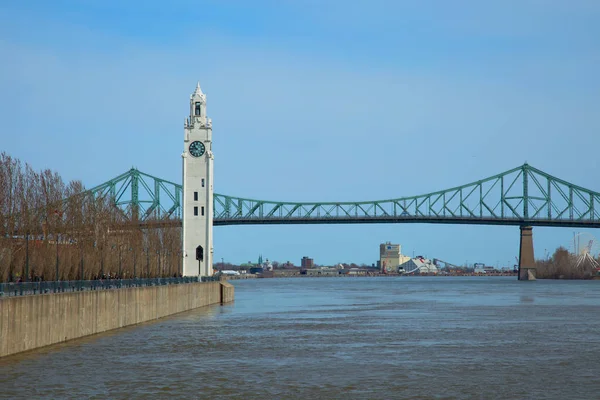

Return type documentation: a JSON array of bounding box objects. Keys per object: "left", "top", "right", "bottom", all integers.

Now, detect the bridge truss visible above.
[
  {"left": 82, "top": 164, "right": 600, "bottom": 228},
  {"left": 82, "top": 168, "right": 182, "bottom": 222}
]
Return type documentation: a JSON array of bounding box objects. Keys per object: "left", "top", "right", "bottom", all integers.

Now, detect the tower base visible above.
[{"left": 519, "top": 268, "right": 537, "bottom": 281}]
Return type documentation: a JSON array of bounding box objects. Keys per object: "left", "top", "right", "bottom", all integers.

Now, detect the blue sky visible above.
[{"left": 2, "top": 1, "right": 599, "bottom": 266}]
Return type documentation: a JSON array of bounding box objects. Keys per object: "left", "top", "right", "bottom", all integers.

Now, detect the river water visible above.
[{"left": 1, "top": 276, "right": 600, "bottom": 399}]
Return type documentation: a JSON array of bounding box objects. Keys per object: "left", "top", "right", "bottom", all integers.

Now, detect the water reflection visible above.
[{"left": 519, "top": 295, "right": 535, "bottom": 303}]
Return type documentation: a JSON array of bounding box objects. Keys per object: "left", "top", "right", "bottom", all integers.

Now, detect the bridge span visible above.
[
  {"left": 84, "top": 163, "right": 600, "bottom": 228},
  {"left": 77, "top": 162, "right": 600, "bottom": 281}
]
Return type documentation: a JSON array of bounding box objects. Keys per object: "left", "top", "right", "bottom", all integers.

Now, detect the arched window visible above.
[{"left": 195, "top": 102, "right": 201, "bottom": 116}]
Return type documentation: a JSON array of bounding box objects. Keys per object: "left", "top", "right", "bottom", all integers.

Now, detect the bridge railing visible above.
[{"left": 0, "top": 276, "right": 221, "bottom": 297}]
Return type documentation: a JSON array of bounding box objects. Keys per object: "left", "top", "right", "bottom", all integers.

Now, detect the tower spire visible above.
[{"left": 193, "top": 81, "right": 203, "bottom": 96}]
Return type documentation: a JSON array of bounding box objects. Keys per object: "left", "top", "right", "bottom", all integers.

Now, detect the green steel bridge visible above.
[{"left": 84, "top": 163, "right": 600, "bottom": 228}]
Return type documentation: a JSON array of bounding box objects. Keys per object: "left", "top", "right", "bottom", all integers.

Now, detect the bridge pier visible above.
[{"left": 518, "top": 226, "right": 536, "bottom": 281}]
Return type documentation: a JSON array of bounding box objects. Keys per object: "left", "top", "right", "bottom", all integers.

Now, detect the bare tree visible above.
[
  {"left": 536, "top": 246, "right": 596, "bottom": 279},
  {"left": 0, "top": 153, "right": 187, "bottom": 282}
]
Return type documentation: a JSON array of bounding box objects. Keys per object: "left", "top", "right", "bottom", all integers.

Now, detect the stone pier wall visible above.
[
  {"left": 0, "top": 281, "right": 234, "bottom": 358},
  {"left": 220, "top": 281, "right": 234, "bottom": 303}
]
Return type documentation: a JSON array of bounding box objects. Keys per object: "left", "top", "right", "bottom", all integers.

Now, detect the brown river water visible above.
[{"left": 1, "top": 276, "right": 599, "bottom": 399}]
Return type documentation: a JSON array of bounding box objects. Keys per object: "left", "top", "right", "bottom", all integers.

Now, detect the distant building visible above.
[
  {"left": 346, "top": 268, "right": 368, "bottom": 276},
  {"left": 273, "top": 269, "right": 300, "bottom": 277},
  {"left": 379, "top": 242, "right": 411, "bottom": 273},
  {"left": 301, "top": 256, "right": 314, "bottom": 268},
  {"left": 398, "top": 257, "right": 438, "bottom": 274},
  {"left": 302, "top": 267, "right": 340, "bottom": 276},
  {"left": 474, "top": 266, "right": 496, "bottom": 274},
  {"left": 249, "top": 267, "right": 264, "bottom": 274},
  {"left": 262, "top": 258, "right": 273, "bottom": 271}
]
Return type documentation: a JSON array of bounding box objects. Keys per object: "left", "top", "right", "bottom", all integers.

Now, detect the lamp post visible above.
[
  {"left": 55, "top": 233, "right": 59, "bottom": 292},
  {"left": 80, "top": 244, "right": 84, "bottom": 287},
  {"left": 165, "top": 251, "right": 170, "bottom": 277},
  {"left": 25, "top": 232, "right": 29, "bottom": 282},
  {"left": 100, "top": 244, "right": 104, "bottom": 279},
  {"left": 157, "top": 249, "right": 161, "bottom": 278},
  {"left": 145, "top": 248, "right": 150, "bottom": 279},
  {"left": 118, "top": 245, "right": 122, "bottom": 279},
  {"left": 130, "top": 247, "right": 137, "bottom": 279},
  {"left": 54, "top": 211, "right": 61, "bottom": 286}
]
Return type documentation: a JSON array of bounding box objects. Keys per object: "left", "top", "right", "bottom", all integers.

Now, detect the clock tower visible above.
[{"left": 182, "top": 82, "right": 214, "bottom": 277}]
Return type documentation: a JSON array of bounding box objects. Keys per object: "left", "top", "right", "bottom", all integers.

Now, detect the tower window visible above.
[
  {"left": 201, "top": 179, "right": 205, "bottom": 188},
  {"left": 194, "top": 206, "right": 198, "bottom": 216},
  {"left": 195, "top": 102, "right": 201, "bottom": 116},
  {"left": 194, "top": 191, "right": 198, "bottom": 201},
  {"left": 201, "top": 206, "right": 205, "bottom": 216}
]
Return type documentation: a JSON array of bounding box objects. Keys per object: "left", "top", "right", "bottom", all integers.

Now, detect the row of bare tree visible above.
[
  {"left": 0, "top": 152, "right": 182, "bottom": 282},
  {"left": 536, "top": 247, "right": 599, "bottom": 279}
]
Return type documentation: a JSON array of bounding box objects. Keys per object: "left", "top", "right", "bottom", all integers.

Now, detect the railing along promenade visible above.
[{"left": 0, "top": 276, "right": 220, "bottom": 297}]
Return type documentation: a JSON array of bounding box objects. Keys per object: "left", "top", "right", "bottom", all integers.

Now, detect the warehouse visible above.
[{"left": 398, "top": 257, "right": 439, "bottom": 275}]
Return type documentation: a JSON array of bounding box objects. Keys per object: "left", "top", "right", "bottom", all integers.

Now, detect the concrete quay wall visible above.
[
  {"left": 220, "top": 281, "right": 235, "bottom": 303},
  {"left": 0, "top": 281, "right": 234, "bottom": 358}
]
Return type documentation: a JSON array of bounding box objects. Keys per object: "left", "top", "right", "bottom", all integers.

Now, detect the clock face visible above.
[{"left": 189, "top": 141, "right": 205, "bottom": 157}]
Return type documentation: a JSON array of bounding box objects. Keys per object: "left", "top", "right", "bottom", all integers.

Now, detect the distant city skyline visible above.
[{"left": 2, "top": 1, "right": 599, "bottom": 266}]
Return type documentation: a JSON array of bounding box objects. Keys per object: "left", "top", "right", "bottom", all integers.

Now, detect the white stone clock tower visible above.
[{"left": 182, "top": 82, "right": 214, "bottom": 277}]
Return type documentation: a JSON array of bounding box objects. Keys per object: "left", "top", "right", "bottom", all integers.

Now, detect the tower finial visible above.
[{"left": 194, "top": 81, "right": 203, "bottom": 96}]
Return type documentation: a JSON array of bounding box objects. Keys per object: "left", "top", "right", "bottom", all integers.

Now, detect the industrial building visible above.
[
  {"left": 301, "top": 256, "right": 314, "bottom": 268},
  {"left": 474, "top": 265, "right": 496, "bottom": 274},
  {"left": 302, "top": 267, "right": 340, "bottom": 276},
  {"left": 398, "top": 257, "right": 439, "bottom": 275},
  {"left": 379, "top": 242, "right": 411, "bottom": 273}
]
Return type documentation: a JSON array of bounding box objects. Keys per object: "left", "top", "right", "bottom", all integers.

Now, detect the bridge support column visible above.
[{"left": 518, "top": 226, "right": 536, "bottom": 281}]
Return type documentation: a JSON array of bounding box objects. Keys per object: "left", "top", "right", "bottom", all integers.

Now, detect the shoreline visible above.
[{"left": 224, "top": 272, "right": 600, "bottom": 281}]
